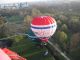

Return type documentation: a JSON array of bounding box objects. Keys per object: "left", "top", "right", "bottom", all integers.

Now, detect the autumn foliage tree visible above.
[
  {"left": 0, "top": 16, "right": 7, "bottom": 38},
  {"left": 24, "top": 15, "right": 33, "bottom": 29},
  {"left": 68, "top": 16, "right": 80, "bottom": 33},
  {"left": 31, "top": 8, "right": 42, "bottom": 17},
  {"left": 61, "top": 24, "right": 68, "bottom": 33},
  {"left": 70, "top": 33, "right": 80, "bottom": 51},
  {"left": 55, "top": 31, "right": 68, "bottom": 52}
]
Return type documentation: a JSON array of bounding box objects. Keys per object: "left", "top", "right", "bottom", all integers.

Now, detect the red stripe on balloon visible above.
[{"left": 31, "top": 16, "right": 55, "bottom": 25}]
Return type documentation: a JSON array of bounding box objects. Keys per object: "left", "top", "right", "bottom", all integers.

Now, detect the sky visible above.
[{"left": 0, "top": 0, "right": 79, "bottom": 4}]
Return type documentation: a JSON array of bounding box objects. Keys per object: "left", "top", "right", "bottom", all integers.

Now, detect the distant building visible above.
[{"left": 0, "top": 2, "right": 29, "bottom": 9}]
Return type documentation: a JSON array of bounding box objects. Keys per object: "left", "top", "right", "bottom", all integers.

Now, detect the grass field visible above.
[{"left": 9, "top": 37, "right": 54, "bottom": 60}]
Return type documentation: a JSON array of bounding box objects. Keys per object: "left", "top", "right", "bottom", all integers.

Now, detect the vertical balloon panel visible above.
[{"left": 0, "top": 49, "right": 11, "bottom": 60}]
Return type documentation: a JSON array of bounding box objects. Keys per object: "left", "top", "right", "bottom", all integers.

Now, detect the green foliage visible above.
[
  {"left": 59, "top": 15, "right": 68, "bottom": 23},
  {"left": 70, "top": 48, "right": 80, "bottom": 60},
  {"left": 59, "top": 31, "right": 68, "bottom": 43},
  {"left": 0, "top": 16, "right": 6, "bottom": 25},
  {"left": 70, "top": 33, "right": 80, "bottom": 50},
  {"left": 56, "top": 31, "right": 68, "bottom": 43},
  {"left": 8, "top": 15, "right": 23, "bottom": 23},
  {"left": 12, "top": 35, "right": 25, "bottom": 42},
  {"left": 0, "top": 16, "right": 7, "bottom": 38},
  {"left": 55, "top": 31, "right": 68, "bottom": 51},
  {"left": 68, "top": 15, "right": 80, "bottom": 32},
  {"left": 61, "top": 24, "right": 68, "bottom": 33},
  {"left": 10, "top": 37, "right": 53, "bottom": 60},
  {"left": 56, "top": 20, "right": 62, "bottom": 30},
  {"left": 24, "top": 15, "right": 32, "bottom": 27},
  {"left": 31, "top": 8, "right": 42, "bottom": 17}
]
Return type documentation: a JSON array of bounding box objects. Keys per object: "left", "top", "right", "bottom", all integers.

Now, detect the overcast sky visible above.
[
  {"left": 0, "top": 0, "right": 79, "bottom": 4},
  {"left": 0, "top": 0, "right": 46, "bottom": 3}
]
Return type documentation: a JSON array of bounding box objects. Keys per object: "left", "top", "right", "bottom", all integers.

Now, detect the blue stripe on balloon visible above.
[{"left": 31, "top": 25, "right": 55, "bottom": 29}]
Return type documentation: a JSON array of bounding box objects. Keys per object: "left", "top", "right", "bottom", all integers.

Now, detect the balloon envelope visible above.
[
  {"left": 0, "top": 48, "right": 11, "bottom": 60},
  {"left": 31, "top": 16, "right": 57, "bottom": 39}
]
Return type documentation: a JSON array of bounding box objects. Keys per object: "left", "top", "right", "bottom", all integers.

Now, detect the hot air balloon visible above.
[
  {"left": 2, "top": 48, "right": 27, "bottom": 60},
  {"left": 31, "top": 16, "right": 57, "bottom": 42},
  {"left": 0, "top": 48, "right": 11, "bottom": 60}
]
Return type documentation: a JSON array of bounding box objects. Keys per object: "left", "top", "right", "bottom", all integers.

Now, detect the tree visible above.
[
  {"left": 8, "top": 15, "right": 23, "bottom": 23},
  {"left": 70, "top": 33, "right": 80, "bottom": 51},
  {"left": 24, "top": 15, "right": 32, "bottom": 28},
  {"left": 43, "top": 13, "right": 54, "bottom": 17},
  {"left": 31, "top": 8, "right": 42, "bottom": 17},
  {"left": 59, "top": 31, "right": 68, "bottom": 44},
  {"left": 68, "top": 16, "right": 80, "bottom": 33},
  {"left": 57, "top": 20, "right": 62, "bottom": 29},
  {"left": 12, "top": 35, "right": 24, "bottom": 42},
  {"left": 0, "top": 16, "right": 7, "bottom": 38},
  {"left": 55, "top": 31, "right": 68, "bottom": 51},
  {"left": 0, "top": 16, "right": 6, "bottom": 26},
  {"left": 61, "top": 24, "right": 68, "bottom": 33},
  {"left": 57, "top": 20, "right": 62, "bottom": 26},
  {"left": 58, "top": 15, "right": 68, "bottom": 23},
  {"left": 4, "top": 23, "right": 26, "bottom": 37}
]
